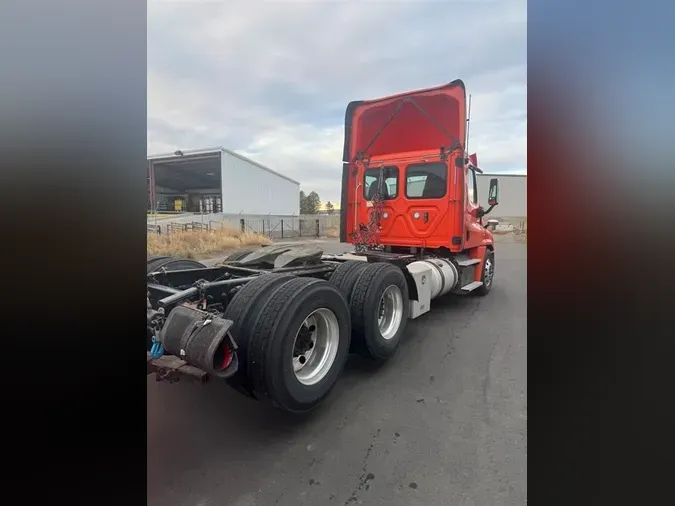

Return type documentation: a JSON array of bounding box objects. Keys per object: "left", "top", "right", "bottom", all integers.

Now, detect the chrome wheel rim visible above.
[
  {"left": 378, "top": 285, "right": 404, "bottom": 340},
  {"left": 484, "top": 256, "right": 494, "bottom": 287},
  {"left": 292, "top": 308, "right": 340, "bottom": 386}
]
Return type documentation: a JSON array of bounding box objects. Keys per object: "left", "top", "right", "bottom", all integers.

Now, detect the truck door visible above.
[
  {"left": 401, "top": 161, "right": 452, "bottom": 245},
  {"left": 463, "top": 166, "right": 485, "bottom": 248}
]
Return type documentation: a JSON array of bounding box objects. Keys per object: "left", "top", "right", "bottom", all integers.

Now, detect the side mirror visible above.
[{"left": 488, "top": 178, "right": 500, "bottom": 206}]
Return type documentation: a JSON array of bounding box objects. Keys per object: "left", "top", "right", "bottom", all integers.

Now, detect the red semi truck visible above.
[{"left": 146, "top": 79, "right": 501, "bottom": 413}]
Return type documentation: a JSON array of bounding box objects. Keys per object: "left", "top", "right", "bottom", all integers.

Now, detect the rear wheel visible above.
[
  {"left": 349, "top": 263, "right": 409, "bottom": 361},
  {"left": 329, "top": 260, "right": 369, "bottom": 299},
  {"left": 246, "top": 277, "right": 351, "bottom": 413},
  {"left": 223, "top": 273, "right": 296, "bottom": 397},
  {"left": 474, "top": 249, "right": 495, "bottom": 296}
]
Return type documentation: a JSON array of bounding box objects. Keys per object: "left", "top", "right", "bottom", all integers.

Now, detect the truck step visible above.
[
  {"left": 460, "top": 281, "right": 484, "bottom": 292},
  {"left": 456, "top": 258, "right": 480, "bottom": 266}
]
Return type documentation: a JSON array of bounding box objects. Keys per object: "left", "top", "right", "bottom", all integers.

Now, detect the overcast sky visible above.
[{"left": 148, "top": 0, "right": 526, "bottom": 205}]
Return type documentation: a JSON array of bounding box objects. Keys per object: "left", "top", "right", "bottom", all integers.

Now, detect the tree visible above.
[
  {"left": 300, "top": 190, "right": 321, "bottom": 215},
  {"left": 325, "top": 201, "right": 335, "bottom": 214}
]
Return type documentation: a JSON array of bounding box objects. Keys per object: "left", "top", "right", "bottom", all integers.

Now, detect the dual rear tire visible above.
[
  {"left": 223, "top": 261, "right": 410, "bottom": 413},
  {"left": 330, "top": 261, "right": 410, "bottom": 362},
  {"left": 224, "top": 274, "right": 351, "bottom": 413}
]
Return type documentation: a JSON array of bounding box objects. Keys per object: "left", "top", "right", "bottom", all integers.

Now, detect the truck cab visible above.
[{"left": 339, "top": 79, "right": 500, "bottom": 293}]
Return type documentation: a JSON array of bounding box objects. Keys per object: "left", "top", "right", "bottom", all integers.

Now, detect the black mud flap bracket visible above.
[{"left": 146, "top": 353, "right": 210, "bottom": 384}]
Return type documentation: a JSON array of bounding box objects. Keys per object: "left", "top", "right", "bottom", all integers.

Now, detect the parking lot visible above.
[{"left": 148, "top": 240, "right": 527, "bottom": 506}]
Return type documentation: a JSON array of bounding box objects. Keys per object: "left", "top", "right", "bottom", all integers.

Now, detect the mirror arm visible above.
[{"left": 481, "top": 204, "right": 496, "bottom": 217}]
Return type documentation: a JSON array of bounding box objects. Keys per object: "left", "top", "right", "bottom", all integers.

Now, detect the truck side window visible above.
[
  {"left": 467, "top": 168, "right": 478, "bottom": 204},
  {"left": 363, "top": 166, "right": 398, "bottom": 200},
  {"left": 405, "top": 162, "right": 447, "bottom": 199}
]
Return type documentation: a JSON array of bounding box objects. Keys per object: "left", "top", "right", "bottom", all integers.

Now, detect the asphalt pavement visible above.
[{"left": 147, "top": 240, "right": 527, "bottom": 506}]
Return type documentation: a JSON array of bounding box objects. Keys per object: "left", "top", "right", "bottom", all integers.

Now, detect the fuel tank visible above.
[{"left": 406, "top": 258, "right": 458, "bottom": 300}]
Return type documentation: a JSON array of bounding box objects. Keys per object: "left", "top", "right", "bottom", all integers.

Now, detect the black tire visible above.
[
  {"left": 247, "top": 277, "right": 351, "bottom": 413},
  {"left": 474, "top": 249, "right": 495, "bottom": 296},
  {"left": 223, "top": 273, "right": 296, "bottom": 397},
  {"left": 147, "top": 257, "right": 206, "bottom": 275},
  {"left": 329, "top": 260, "right": 370, "bottom": 299},
  {"left": 147, "top": 255, "right": 171, "bottom": 265},
  {"left": 147, "top": 257, "right": 172, "bottom": 274},
  {"left": 350, "top": 263, "right": 409, "bottom": 361},
  {"left": 223, "top": 249, "right": 256, "bottom": 262}
]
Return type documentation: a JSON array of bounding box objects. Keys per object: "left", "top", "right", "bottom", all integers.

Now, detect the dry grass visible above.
[
  {"left": 147, "top": 228, "right": 272, "bottom": 259},
  {"left": 325, "top": 227, "right": 339, "bottom": 239},
  {"left": 147, "top": 213, "right": 178, "bottom": 218}
]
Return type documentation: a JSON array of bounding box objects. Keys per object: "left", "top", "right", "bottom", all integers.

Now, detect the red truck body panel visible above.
[{"left": 339, "top": 80, "right": 493, "bottom": 254}]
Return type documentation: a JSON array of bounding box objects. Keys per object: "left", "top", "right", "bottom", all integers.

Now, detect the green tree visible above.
[
  {"left": 300, "top": 190, "right": 321, "bottom": 214},
  {"left": 325, "top": 201, "right": 335, "bottom": 214}
]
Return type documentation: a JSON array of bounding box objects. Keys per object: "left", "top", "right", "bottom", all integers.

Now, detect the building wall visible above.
[
  {"left": 477, "top": 174, "right": 526, "bottom": 218},
  {"left": 220, "top": 151, "right": 299, "bottom": 215}
]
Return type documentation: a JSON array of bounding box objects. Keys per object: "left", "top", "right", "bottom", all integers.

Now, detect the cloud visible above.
[{"left": 148, "top": 0, "right": 527, "bottom": 203}]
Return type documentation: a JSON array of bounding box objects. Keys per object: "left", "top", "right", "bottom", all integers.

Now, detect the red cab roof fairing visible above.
[{"left": 342, "top": 79, "right": 467, "bottom": 163}]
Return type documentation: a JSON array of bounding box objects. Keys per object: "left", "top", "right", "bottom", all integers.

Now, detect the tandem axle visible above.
[{"left": 146, "top": 243, "right": 494, "bottom": 413}]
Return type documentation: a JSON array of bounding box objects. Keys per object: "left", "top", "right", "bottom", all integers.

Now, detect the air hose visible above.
[{"left": 150, "top": 335, "right": 164, "bottom": 360}]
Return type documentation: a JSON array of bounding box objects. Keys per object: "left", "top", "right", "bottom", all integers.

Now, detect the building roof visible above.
[{"left": 148, "top": 146, "right": 301, "bottom": 185}]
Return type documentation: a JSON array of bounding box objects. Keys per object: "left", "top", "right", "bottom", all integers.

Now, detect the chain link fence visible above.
[
  {"left": 148, "top": 214, "right": 527, "bottom": 237},
  {"left": 147, "top": 213, "right": 341, "bottom": 239}
]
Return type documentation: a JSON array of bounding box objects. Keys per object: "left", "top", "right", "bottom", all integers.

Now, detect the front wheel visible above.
[{"left": 474, "top": 249, "right": 495, "bottom": 296}]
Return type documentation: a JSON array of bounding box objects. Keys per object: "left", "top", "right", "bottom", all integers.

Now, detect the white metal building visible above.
[
  {"left": 147, "top": 147, "right": 300, "bottom": 215},
  {"left": 477, "top": 173, "right": 526, "bottom": 218}
]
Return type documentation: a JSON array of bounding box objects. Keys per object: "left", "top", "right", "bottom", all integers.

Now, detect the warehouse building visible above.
[
  {"left": 147, "top": 147, "right": 300, "bottom": 215},
  {"left": 477, "top": 173, "right": 526, "bottom": 218}
]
